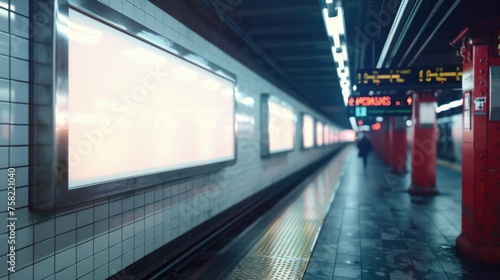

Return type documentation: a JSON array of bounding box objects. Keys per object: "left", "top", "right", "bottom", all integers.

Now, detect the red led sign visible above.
[
  {"left": 347, "top": 95, "right": 413, "bottom": 117},
  {"left": 348, "top": 96, "right": 392, "bottom": 107}
]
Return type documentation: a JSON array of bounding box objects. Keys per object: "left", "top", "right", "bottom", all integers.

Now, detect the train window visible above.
[{"left": 490, "top": 66, "right": 500, "bottom": 121}]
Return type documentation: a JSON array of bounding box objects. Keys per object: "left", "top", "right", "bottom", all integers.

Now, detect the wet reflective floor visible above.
[
  {"left": 226, "top": 146, "right": 351, "bottom": 279},
  {"left": 303, "top": 148, "right": 500, "bottom": 280},
  {"left": 188, "top": 146, "right": 352, "bottom": 280}
]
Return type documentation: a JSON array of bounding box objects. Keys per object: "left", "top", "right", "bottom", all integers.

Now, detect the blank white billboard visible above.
[
  {"left": 302, "top": 114, "right": 314, "bottom": 149},
  {"left": 316, "top": 121, "right": 323, "bottom": 147},
  {"left": 323, "top": 125, "right": 330, "bottom": 145},
  {"left": 67, "top": 9, "right": 235, "bottom": 189},
  {"left": 267, "top": 98, "right": 296, "bottom": 154}
]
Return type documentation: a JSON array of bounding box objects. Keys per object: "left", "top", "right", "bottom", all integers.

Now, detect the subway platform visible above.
[
  {"left": 303, "top": 147, "right": 500, "bottom": 280},
  {"left": 184, "top": 145, "right": 500, "bottom": 280}
]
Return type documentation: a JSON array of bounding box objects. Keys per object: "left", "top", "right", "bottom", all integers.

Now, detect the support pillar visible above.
[
  {"left": 383, "top": 119, "right": 391, "bottom": 164},
  {"left": 408, "top": 91, "right": 438, "bottom": 195},
  {"left": 374, "top": 124, "right": 384, "bottom": 160},
  {"left": 368, "top": 127, "right": 380, "bottom": 159},
  {"left": 453, "top": 25, "right": 500, "bottom": 263},
  {"left": 389, "top": 117, "right": 407, "bottom": 174}
]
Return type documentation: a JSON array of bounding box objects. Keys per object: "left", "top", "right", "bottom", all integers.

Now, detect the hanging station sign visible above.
[{"left": 356, "top": 66, "right": 462, "bottom": 90}]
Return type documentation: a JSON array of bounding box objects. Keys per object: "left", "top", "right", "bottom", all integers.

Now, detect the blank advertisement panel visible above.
[
  {"left": 261, "top": 94, "right": 296, "bottom": 157},
  {"left": 67, "top": 9, "right": 235, "bottom": 189},
  {"left": 30, "top": 3, "right": 237, "bottom": 209},
  {"left": 316, "top": 121, "right": 323, "bottom": 147},
  {"left": 302, "top": 114, "right": 314, "bottom": 149}
]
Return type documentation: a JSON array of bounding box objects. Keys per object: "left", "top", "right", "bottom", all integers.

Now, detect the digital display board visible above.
[
  {"left": 356, "top": 66, "right": 462, "bottom": 90},
  {"left": 261, "top": 94, "right": 296, "bottom": 157},
  {"left": 302, "top": 114, "right": 314, "bottom": 149},
  {"left": 67, "top": 8, "right": 236, "bottom": 189},
  {"left": 347, "top": 95, "right": 413, "bottom": 117}
]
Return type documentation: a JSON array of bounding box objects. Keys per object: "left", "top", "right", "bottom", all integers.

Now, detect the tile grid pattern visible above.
[
  {"left": 0, "top": 0, "right": 339, "bottom": 279},
  {"left": 0, "top": 0, "right": 31, "bottom": 279},
  {"left": 304, "top": 150, "right": 500, "bottom": 280}
]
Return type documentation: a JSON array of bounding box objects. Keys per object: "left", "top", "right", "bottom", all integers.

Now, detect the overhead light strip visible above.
[
  {"left": 436, "top": 98, "right": 463, "bottom": 113},
  {"left": 321, "top": 0, "right": 355, "bottom": 130},
  {"left": 321, "top": 1, "right": 350, "bottom": 104}
]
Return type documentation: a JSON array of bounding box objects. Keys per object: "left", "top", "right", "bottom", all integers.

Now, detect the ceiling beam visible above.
[
  {"left": 273, "top": 54, "right": 332, "bottom": 61},
  {"left": 291, "top": 75, "right": 337, "bottom": 81},
  {"left": 287, "top": 66, "right": 336, "bottom": 73},
  {"left": 231, "top": 5, "right": 319, "bottom": 18},
  {"left": 246, "top": 23, "right": 324, "bottom": 36},
  {"left": 258, "top": 39, "right": 329, "bottom": 48},
  {"left": 298, "top": 82, "right": 338, "bottom": 86}
]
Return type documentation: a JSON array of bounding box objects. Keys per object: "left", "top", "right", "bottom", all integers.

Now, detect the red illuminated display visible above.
[
  {"left": 348, "top": 96, "right": 392, "bottom": 107},
  {"left": 347, "top": 95, "right": 413, "bottom": 117}
]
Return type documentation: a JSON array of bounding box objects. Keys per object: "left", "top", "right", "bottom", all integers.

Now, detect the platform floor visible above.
[{"left": 303, "top": 147, "right": 500, "bottom": 280}]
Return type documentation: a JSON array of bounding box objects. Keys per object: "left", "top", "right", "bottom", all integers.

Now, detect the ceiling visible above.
[{"left": 152, "top": 0, "right": 477, "bottom": 128}]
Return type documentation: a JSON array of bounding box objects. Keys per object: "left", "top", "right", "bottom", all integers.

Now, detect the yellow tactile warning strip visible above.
[
  {"left": 227, "top": 146, "right": 353, "bottom": 280},
  {"left": 436, "top": 159, "right": 462, "bottom": 172}
]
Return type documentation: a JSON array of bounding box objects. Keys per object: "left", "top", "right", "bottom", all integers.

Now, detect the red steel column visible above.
[
  {"left": 368, "top": 127, "right": 380, "bottom": 159},
  {"left": 383, "top": 119, "right": 391, "bottom": 164},
  {"left": 408, "top": 91, "right": 438, "bottom": 195},
  {"left": 455, "top": 27, "right": 500, "bottom": 263},
  {"left": 374, "top": 125, "right": 384, "bottom": 160},
  {"left": 389, "top": 116, "right": 407, "bottom": 173}
]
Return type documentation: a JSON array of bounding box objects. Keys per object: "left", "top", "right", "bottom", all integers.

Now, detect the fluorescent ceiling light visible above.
[
  {"left": 436, "top": 98, "right": 463, "bottom": 113},
  {"left": 341, "top": 45, "right": 348, "bottom": 61},
  {"left": 338, "top": 58, "right": 345, "bottom": 69},
  {"left": 332, "top": 47, "right": 343, "bottom": 62},
  {"left": 323, "top": 9, "right": 340, "bottom": 47},
  {"left": 337, "top": 7, "right": 345, "bottom": 35}
]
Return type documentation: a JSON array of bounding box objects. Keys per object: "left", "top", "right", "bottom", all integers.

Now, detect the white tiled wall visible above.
[
  {"left": 1, "top": 0, "right": 31, "bottom": 279},
  {"left": 0, "top": 0, "right": 340, "bottom": 279}
]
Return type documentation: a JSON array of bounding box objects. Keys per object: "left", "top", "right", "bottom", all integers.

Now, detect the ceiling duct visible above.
[
  {"left": 397, "top": 0, "right": 446, "bottom": 67},
  {"left": 199, "top": 0, "right": 301, "bottom": 94},
  {"left": 376, "top": 0, "right": 421, "bottom": 68},
  {"left": 408, "top": 0, "right": 461, "bottom": 67}
]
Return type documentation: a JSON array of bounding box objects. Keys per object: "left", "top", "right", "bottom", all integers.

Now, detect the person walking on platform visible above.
[{"left": 356, "top": 134, "right": 372, "bottom": 168}]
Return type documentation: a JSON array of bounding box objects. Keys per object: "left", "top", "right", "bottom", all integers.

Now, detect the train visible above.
[{"left": 437, "top": 113, "right": 462, "bottom": 163}]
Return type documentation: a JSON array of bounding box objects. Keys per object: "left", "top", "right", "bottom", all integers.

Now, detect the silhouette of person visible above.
[{"left": 356, "top": 134, "right": 372, "bottom": 168}]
